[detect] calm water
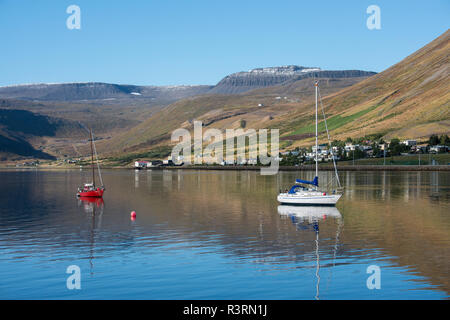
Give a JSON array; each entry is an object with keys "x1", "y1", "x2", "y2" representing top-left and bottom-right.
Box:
[{"x1": 0, "y1": 169, "x2": 449, "y2": 300}]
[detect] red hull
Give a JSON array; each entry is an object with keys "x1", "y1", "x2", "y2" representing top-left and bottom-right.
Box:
[
  {"x1": 78, "y1": 197, "x2": 104, "y2": 205},
  {"x1": 77, "y1": 188, "x2": 104, "y2": 198}
]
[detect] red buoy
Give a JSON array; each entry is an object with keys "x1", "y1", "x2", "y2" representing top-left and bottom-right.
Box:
[{"x1": 131, "y1": 211, "x2": 136, "y2": 218}]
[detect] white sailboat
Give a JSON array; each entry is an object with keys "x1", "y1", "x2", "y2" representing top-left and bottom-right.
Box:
[{"x1": 277, "y1": 81, "x2": 343, "y2": 206}]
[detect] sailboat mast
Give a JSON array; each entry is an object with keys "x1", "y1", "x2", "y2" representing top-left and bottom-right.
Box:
[
  {"x1": 315, "y1": 81, "x2": 318, "y2": 179},
  {"x1": 89, "y1": 128, "x2": 96, "y2": 186}
]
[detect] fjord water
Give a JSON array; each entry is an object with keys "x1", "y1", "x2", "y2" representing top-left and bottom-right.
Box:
[{"x1": 0, "y1": 169, "x2": 449, "y2": 300}]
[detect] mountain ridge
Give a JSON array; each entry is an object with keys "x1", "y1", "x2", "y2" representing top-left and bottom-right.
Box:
[{"x1": 99, "y1": 30, "x2": 449, "y2": 157}]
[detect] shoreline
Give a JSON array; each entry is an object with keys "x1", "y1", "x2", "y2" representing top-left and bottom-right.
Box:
[{"x1": 2, "y1": 164, "x2": 449, "y2": 172}]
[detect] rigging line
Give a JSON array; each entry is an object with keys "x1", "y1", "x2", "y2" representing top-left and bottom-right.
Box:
[
  {"x1": 317, "y1": 87, "x2": 341, "y2": 188},
  {"x1": 91, "y1": 130, "x2": 104, "y2": 187}
]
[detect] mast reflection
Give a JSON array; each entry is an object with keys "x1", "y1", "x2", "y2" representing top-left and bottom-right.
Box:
[
  {"x1": 278, "y1": 205, "x2": 342, "y2": 300},
  {"x1": 77, "y1": 197, "x2": 104, "y2": 275}
]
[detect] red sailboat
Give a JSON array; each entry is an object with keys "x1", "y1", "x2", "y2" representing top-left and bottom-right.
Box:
[{"x1": 77, "y1": 128, "x2": 105, "y2": 198}]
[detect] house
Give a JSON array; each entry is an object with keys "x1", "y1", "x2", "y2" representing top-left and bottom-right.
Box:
[
  {"x1": 361, "y1": 146, "x2": 373, "y2": 157},
  {"x1": 237, "y1": 158, "x2": 247, "y2": 165},
  {"x1": 402, "y1": 140, "x2": 417, "y2": 146},
  {"x1": 312, "y1": 145, "x2": 328, "y2": 153},
  {"x1": 220, "y1": 160, "x2": 236, "y2": 166},
  {"x1": 149, "y1": 160, "x2": 163, "y2": 167},
  {"x1": 282, "y1": 150, "x2": 300, "y2": 156},
  {"x1": 328, "y1": 154, "x2": 341, "y2": 161},
  {"x1": 134, "y1": 161, "x2": 149, "y2": 169},
  {"x1": 162, "y1": 159, "x2": 175, "y2": 166},
  {"x1": 430, "y1": 145, "x2": 448, "y2": 154},
  {"x1": 344, "y1": 143, "x2": 355, "y2": 152},
  {"x1": 414, "y1": 145, "x2": 428, "y2": 153}
]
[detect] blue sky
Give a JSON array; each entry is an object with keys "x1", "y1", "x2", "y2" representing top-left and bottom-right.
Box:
[{"x1": 0, "y1": 0, "x2": 448, "y2": 86}]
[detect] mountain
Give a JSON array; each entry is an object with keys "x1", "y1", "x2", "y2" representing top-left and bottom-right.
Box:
[
  {"x1": 100, "y1": 71, "x2": 375, "y2": 154},
  {"x1": 0, "y1": 83, "x2": 212, "y2": 160},
  {"x1": 0, "y1": 83, "x2": 213, "y2": 103},
  {"x1": 209, "y1": 66, "x2": 376, "y2": 94},
  {"x1": 0, "y1": 69, "x2": 376, "y2": 101},
  {"x1": 275, "y1": 29, "x2": 450, "y2": 146},
  {"x1": 0, "y1": 65, "x2": 376, "y2": 159},
  {"x1": 101, "y1": 30, "x2": 449, "y2": 158},
  {"x1": 0, "y1": 109, "x2": 86, "y2": 160}
]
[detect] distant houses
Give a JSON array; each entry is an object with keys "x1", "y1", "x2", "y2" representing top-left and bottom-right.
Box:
[
  {"x1": 278, "y1": 135, "x2": 449, "y2": 166},
  {"x1": 134, "y1": 159, "x2": 175, "y2": 169},
  {"x1": 131, "y1": 136, "x2": 448, "y2": 169}
]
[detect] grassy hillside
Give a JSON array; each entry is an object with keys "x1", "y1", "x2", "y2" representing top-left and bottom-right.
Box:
[
  {"x1": 0, "y1": 109, "x2": 79, "y2": 160},
  {"x1": 100, "y1": 75, "x2": 372, "y2": 155},
  {"x1": 275, "y1": 29, "x2": 450, "y2": 148},
  {"x1": 0, "y1": 97, "x2": 167, "y2": 159},
  {"x1": 101, "y1": 30, "x2": 449, "y2": 161},
  {"x1": 3, "y1": 30, "x2": 448, "y2": 162}
]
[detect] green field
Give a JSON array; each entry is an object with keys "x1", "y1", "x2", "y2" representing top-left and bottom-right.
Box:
[{"x1": 289, "y1": 104, "x2": 379, "y2": 136}]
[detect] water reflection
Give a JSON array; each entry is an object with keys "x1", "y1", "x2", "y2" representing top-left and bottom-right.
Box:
[
  {"x1": 0, "y1": 169, "x2": 448, "y2": 299},
  {"x1": 77, "y1": 197, "x2": 104, "y2": 275},
  {"x1": 278, "y1": 205, "x2": 342, "y2": 300}
]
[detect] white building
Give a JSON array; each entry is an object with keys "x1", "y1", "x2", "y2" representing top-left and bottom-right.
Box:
[
  {"x1": 134, "y1": 161, "x2": 149, "y2": 169},
  {"x1": 402, "y1": 140, "x2": 417, "y2": 146}
]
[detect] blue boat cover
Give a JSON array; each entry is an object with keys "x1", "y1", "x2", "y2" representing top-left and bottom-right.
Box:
[
  {"x1": 286, "y1": 177, "x2": 318, "y2": 194},
  {"x1": 295, "y1": 176, "x2": 319, "y2": 187},
  {"x1": 288, "y1": 185, "x2": 302, "y2": 194}
]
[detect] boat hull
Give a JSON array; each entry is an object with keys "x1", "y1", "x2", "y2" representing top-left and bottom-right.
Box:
[
  {"x1": 77, "y1": 188, "x2": 104, "y2": 198},
  {"x1": 277, "y1": 193, "x2": 342, "y2": 206}
]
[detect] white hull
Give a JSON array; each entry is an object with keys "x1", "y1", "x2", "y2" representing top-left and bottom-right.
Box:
[{"x1": 277, "y1": 192, "x2": 342, "y2": 205}]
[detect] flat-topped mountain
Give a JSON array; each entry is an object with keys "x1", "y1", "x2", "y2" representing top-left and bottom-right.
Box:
[{"x1": 209, "y1": 66, "x2": 376, "y2": 94}]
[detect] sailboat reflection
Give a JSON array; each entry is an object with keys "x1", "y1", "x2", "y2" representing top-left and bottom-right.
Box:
[
  {"x1": 77, "y1": 197, "x2": 104, "y2": 275},
  {"x1": 277, "y1": 205, "x2": 342, "y2": 300},
  {"x1": 78, "y1": 197, "x2": 104, "y2": 213}
]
